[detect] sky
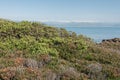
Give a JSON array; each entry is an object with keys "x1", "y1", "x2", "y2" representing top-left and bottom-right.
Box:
[{"x1": 0, "y1": 0, "x2": 120, "y2": 23}]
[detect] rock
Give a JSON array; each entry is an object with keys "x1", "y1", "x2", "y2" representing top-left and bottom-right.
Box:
[
  {"x1": 60, "y1": 67, "x2": 80, "y2": 79},
  {"x1": 38, "y1": 61, "x2": 44, "y2": 68},
  {"x1": 86, "y1": 63, "x2": 105, "y2": 80},
  {"x1": 102, "y1": 38, "x2": 120, "y2": 43},
  {"x1": 23, "y1": 59, "x2": 38, "y2": 69},
  {"x1": 44, "y1": 70, "x2": 57, "y2": 80},
  {"x1": 87, "y1": 63, "x2": 102, "y2": 73},
  {"x1": 38, "y1": 54, "x2": 52, "y2": 68},
  {"x1": 101, "y1": 38, "x2": 120, "y2": 50}
]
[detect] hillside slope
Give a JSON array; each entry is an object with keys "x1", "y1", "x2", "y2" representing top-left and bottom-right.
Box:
[{"x1": 0, "y1": 19, "x2": 120, "y2": 80}]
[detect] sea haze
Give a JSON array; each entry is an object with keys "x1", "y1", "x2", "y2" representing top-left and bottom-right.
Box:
[{"x1": 45, "y1": 22, "x2": 120, "y2": 42}]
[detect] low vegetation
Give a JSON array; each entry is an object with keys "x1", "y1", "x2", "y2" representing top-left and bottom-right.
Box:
[{"x1": 0, "y1": 18, "x2": 120, "y2": 80}]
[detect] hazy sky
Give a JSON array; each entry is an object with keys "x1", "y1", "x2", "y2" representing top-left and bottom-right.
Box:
[{"x1": 0, "y1": 0, "x2": 120, "y2": 22}]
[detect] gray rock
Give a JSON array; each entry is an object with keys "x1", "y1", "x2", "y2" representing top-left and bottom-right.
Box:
[
  {"x1": 45, "y1": 71, "x2": 57, "y2": 80},
  {"x1": 38, "y1": 61, "x2": 44, "y2": 68},
  {"x1": 87, "y1": 63, "x2": 105, "y2": 80},
  {"x1": 87, "y1": 63, "x2": 102, "y2": 73},
  {"x1": 24, "y1": 58, "x2": 38, "y2": 69}
]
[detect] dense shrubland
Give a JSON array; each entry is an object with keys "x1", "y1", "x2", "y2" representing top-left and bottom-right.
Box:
[{"x1": 0, "y1": 19, "x2": 120, "y2": 80}]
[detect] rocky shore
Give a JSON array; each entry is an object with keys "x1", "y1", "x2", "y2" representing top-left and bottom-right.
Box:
[
  {"x1": 100, "y1": 38, "x2": 120, "y2": 50},
  {"x1": 102, "y1": 38, "x2": 120, "y2": 43}
]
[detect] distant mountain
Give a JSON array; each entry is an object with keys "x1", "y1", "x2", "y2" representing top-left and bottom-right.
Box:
[{"x1": 44, "y1": 22, "x2": 120, "y2": 27}]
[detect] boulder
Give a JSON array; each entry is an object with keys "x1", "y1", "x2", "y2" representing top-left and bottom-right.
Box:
[{"x1": 23, "y1": 59, "x2": 38, "y2": 69}]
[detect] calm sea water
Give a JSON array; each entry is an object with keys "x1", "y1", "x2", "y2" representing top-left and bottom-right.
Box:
[
  {"x1": 45, "y1": 23, "x2": 120, "y2": 42},
  {"x1": 63, "y1": 27, "x2": 120, "y2": 42}
]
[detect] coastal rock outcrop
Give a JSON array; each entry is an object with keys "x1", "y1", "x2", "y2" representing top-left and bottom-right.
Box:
[
  {"x1": 102, "y1": 38, "x2": 120, "y2": 43},
  {"x1": 100, "y1": 38, "x2": 120, "y2": 51}
]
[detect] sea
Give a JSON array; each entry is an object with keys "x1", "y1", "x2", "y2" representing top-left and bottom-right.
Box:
[
  {"x1": 64, "y1": 27, "x2": 120, "y2": 42},
  {"x1": 45, "y1": 22, "x2": 120, "y2": 43}
]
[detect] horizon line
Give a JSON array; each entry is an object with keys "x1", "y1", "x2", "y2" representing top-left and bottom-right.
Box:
[{"x1": 0, "y1": 18, "x2": 120, "y2": 23}]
